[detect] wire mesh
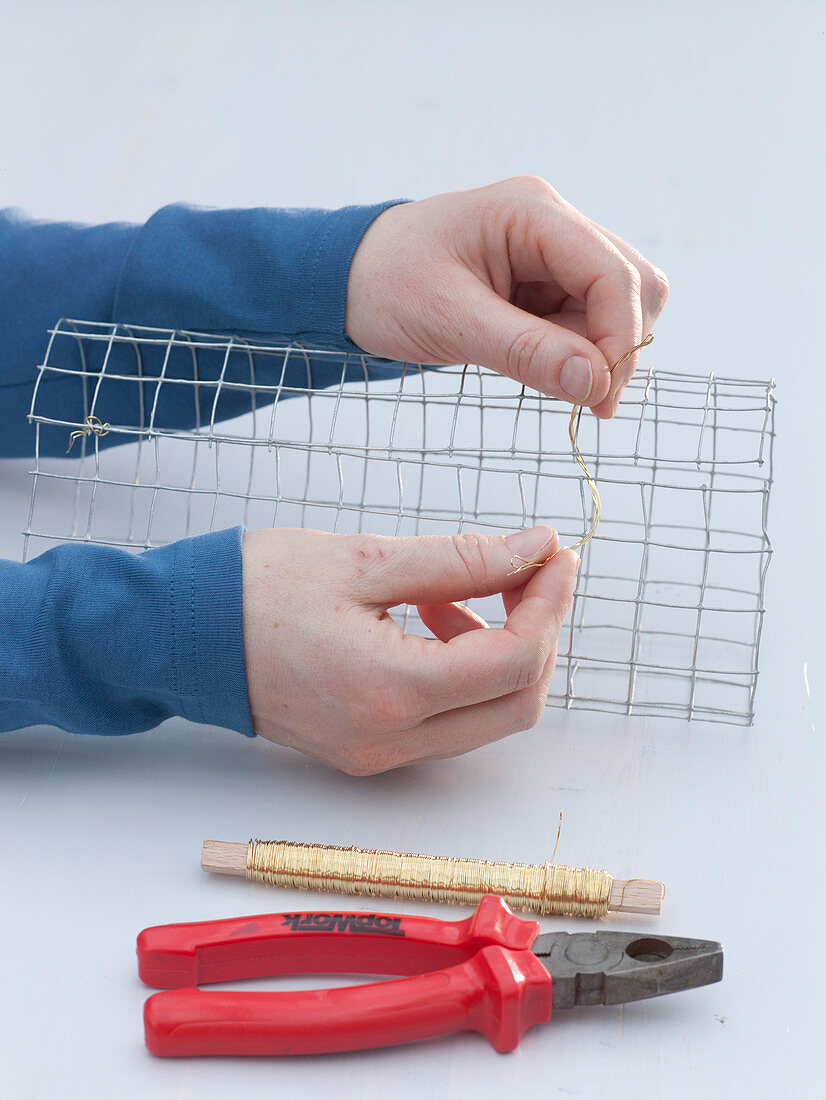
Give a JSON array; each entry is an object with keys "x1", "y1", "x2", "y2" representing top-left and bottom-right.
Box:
[{"x1": 23, "y1": 319, "x2": 776, "y2": 725}]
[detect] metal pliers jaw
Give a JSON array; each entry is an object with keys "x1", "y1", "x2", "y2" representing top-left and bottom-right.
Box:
[
  {"x1": 137, "y1": 896, "x2": 723, "y2": 1057},
  {"x1": 533, "y1": 930, "x2": 724, "y2": 1010}
]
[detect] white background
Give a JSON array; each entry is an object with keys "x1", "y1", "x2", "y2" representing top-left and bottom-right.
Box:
[{"x1": 1, "y1": 1, "x2": 824, "y2": 1096}]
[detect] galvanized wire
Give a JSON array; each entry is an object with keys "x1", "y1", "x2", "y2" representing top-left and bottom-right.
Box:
[{"x1": 23, "y1": 319, "x2": 776, "y2": 725}]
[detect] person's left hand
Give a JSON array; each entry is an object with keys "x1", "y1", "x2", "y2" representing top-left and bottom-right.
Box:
[
  {"x1": 242, "y1": 524, "x2": 577, "y2": 774},
  {"x1": 345, "y1": 176, "x2": 669, "y2": 419}
]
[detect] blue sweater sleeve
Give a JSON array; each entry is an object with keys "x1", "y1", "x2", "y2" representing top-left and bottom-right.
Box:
[
  {"x1": 0, "y1": 201, "x2": 406, "y2": 460},
  {"x1": 0, "y1": 200, "x2": 405, "y2": 736},
  {"x1": 0, "y1": 528, "x2": 251, "y2": 736}
]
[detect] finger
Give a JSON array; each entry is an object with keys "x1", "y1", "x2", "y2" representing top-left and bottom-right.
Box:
[
  {"x1": 514, "y1": 246, "x2": 663, "y2": 394},
  {"x1": 529, "y1": 304, "x2": 653, "y2": 419},
  {"x1": 447, "y1": 274, "x2": 614, "y2": 407},
  {"x1": 512, "y1": 194, "x2": 645, "y2": 399},
  {"x1": 585, "y1": 221, "x2": 668, "y2": 417},
  {"x1": 513, "y1": 270, "x2": 659, "y2": 421},
  {"x1": 588, "y1": 220, "x2": 670, "y2": 338},
  {"x1": 498, "y1": 546, "x2": 579, "y2": 647},
  {"x1": 502, "y1": 577, "x2": 529, "y2": 619},
  {"x1": 324, "y1": 638, "x2": 560, "y2": 774},
  {"x1": 352, "y1": 524, "x2": 559, "y2": 608},
  {"x1": 402, "y1": 628, "x2": 562, "y2": 764},
  {"x1": 417, "y1": 601, "x2": 489, "y2": 642},
  {"x1": 446, "y1": 209, "x2": 644, "y2": 410},
  {"x1": 405, "y1": 547, "x2": 578, "y2": 715},
  {"x1": 526, "y1": 301, "x2": 650, "y2": 419}
]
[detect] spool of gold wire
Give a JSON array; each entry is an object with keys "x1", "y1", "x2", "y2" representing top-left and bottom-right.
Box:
[{"x1": 201, "y1": 839, "x2": 664, "y2": 918}]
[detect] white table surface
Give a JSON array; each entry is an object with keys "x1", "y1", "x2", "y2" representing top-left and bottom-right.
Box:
[{"x1": 1, "y1": 2, "x2": 823, "y2": 1096}]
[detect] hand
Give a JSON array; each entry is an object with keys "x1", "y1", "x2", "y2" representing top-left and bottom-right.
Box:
[
  {"x1": 242, "y1": 525, "x2": 578, "y2": 774},
  {"x1": 346, "y1": 175, "x2": 669, "y2": 418}
]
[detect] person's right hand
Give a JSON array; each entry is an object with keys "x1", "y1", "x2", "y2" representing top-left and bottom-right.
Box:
[
  {"x1": 242, "y1": 524, "x2": 578, "y2": 774},
  {"x1": 346, "y1": 175, "x2": 669, "y2": 419}
]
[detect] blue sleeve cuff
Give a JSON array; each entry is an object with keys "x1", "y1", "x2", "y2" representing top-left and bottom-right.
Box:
[
  {"x1": 0, "y1": 527, "x2": 254, "y2": 737},
  {"x1": 171, "y1": 526, "x2": 255, "y2": 736}
]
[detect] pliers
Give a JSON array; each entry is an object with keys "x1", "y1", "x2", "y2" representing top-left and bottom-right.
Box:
[{"x1": 137, "y1": 895, "x2": 723, "y2": 1057}]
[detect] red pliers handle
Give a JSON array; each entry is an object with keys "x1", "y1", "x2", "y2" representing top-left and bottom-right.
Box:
[{"x1": 138, "y1": 895, "x2": 552, "y2": 1056}]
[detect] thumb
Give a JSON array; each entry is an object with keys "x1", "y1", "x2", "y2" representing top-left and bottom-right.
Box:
[
  {"x1": 448, "y1": 278, "x2": 613, "y2": 407},
  {"x1": 359, "y1": 525, "x2": 559, "y2": 608}
]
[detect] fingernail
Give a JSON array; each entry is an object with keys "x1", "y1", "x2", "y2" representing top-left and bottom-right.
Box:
[
  {"x1": 560, "y1": 356, "x2": 593, "y2": 402},
  {"x1": 505, "y1": 525, "x2": 556, "y2": 559}
]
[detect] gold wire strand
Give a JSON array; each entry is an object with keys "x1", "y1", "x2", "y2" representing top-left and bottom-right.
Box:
[
  {"x1": 507, "y1": 333, "x2": 654, "y2": 575},
  {"x1": 508, "y1": 534, "x2": 557, "y2": 575},
  {"x1": 246, "y1": 839, "x2": 614, "y2": 919},
  {"x1": 565, "y1": 333, "x2": 654, "y2": 553},
  {"x1": 549, "y1": 811, "x2": 563, "y2": 865},
  {"x1": 65, "y1": 415, "x2": 110, "y2": 453}
]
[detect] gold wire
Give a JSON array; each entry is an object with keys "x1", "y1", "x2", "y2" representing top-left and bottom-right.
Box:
[
  {"x1": 246, "y1": 839, "x2": 613, "y2": 919},
  {"x1": 549, "y1": 810, "x2": 563, "y2": 865},
  {"x1": 508, "y1": 534, "x2": 558, "y2": 575},
  {"x1": 65, "y1": 415, "x2": 110, "y2": 453},
  {"x1": 508, "y1": 333, "x2": 654, "y2": 575},
  {"x1": 617, "y1": 876, "x2": 666, "y2": 910}
]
